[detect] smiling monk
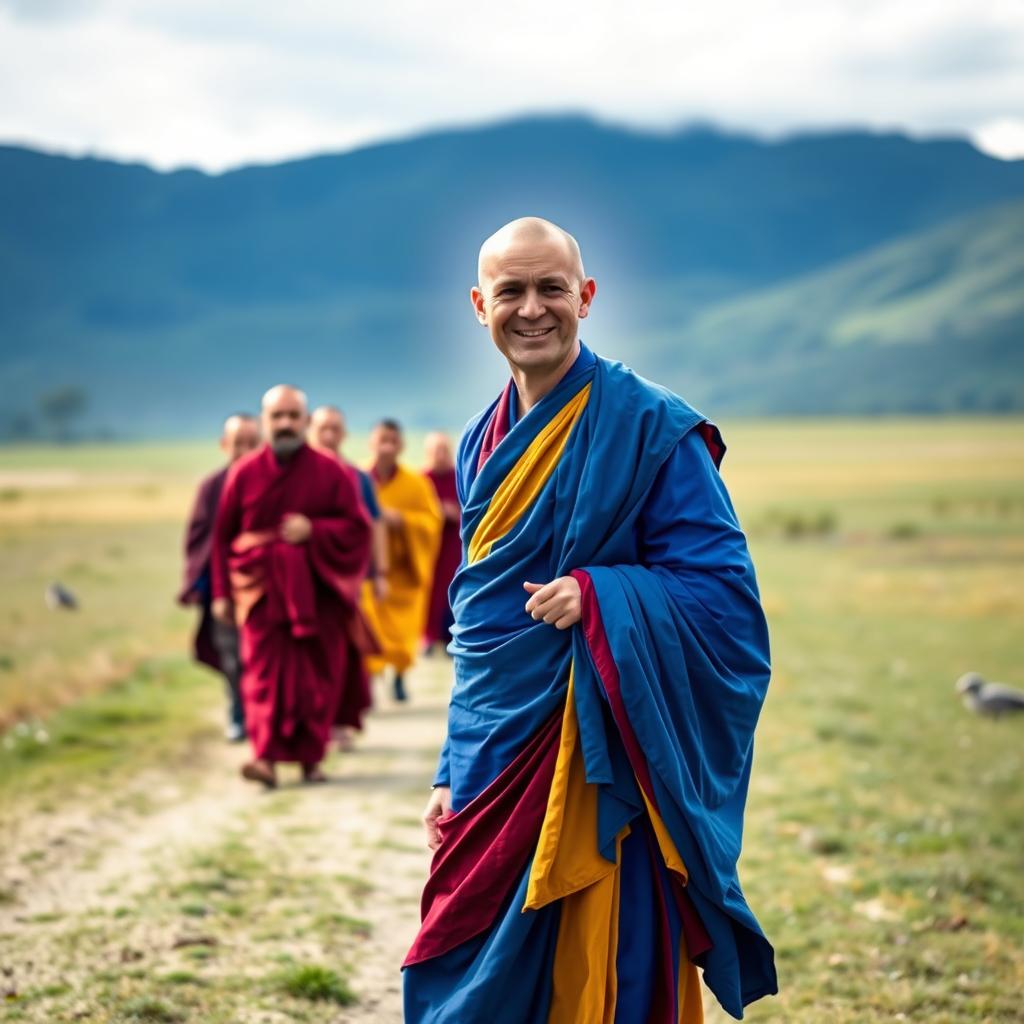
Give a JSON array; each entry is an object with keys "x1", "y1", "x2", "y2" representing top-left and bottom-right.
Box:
[
  {"x1": 403, "y1": 219, "x2": 778, "y2": 1022},
  {"x1": 211, "y1": 385, "x2": 372, "y2": 788}
]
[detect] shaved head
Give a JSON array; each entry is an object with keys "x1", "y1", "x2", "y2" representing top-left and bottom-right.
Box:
[
  {"x1": 308, "y1": 404, "x2": 346, "y2": 456},
  {"x1": 471, "y1": 217, "x2": 596, "y2": 401},
  {"x1": 261, "y1": 384, "x2": 309, "y2": 459},
  {"x1": 423, "y1": 431, "x2": 455, "y2": 472},
  {"x1": 220, "y1": 413, "x2": 260, "y2": 463},
  {"x1": 261, "y1": 384, "x2": 308, "y2": 413},
  {"x1": 477, "y1": 217, "x2": 585, "y2": 287}
]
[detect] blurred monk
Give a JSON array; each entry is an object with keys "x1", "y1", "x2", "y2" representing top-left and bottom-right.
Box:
[
  {"x1": 178, "y1": 413, "x2": 260, "y2": 742},
  {"x1": 212, "y1": 385, "x2": 372, "y2": 788},
  {"x1": 308, "y1": 405, "x2": 389, "y2": 599},
  {"x1": 307, "y1": 404, "x2": 386, "y2": 746},
  {"x1": 423, "y1": 432, "x2": 461, "y2": 653},
  {"x1": 362, "y1": 419, "x2": 443, "y2": 702}
]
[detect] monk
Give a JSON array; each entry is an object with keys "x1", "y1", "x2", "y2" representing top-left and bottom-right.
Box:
[
  {"x1": 308, "y1": 405, "x2": 390, "y2": 597},
  {"x1": 405, "y1": 219, "x2": 777, "y2": 1023},
  {"x1": 211, "y1": 385, "x2": 372, "y2": 788},
  {"x1": 178, "y1": 413, "x2": 260, "y2": 741},
  {"x1": 422, "y1": 432, "x2": 461, "y2": 653},
  {"x1": 361, "y1": 419, "x2": 442, "y2": 702},
  {"x1": 307, "y1": 404, "x2": 386, "y2": 745}
]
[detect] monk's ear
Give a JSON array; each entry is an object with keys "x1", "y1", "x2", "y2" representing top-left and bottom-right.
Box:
[
  {"x1": 470, "y1": 286, "x2": 488, "y2": 325},
  {"x1": 578, "y1": 278, "x2": 597, "y2": 320}
]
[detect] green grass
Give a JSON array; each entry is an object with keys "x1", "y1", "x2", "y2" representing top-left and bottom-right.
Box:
[
  {"x1": 0, "y1": 655, "x2": 220, "y2": 808},
  {"x1": 273, "y1": 964, "x2": 357, "y2": 1005},
  {"x1": 1, "y1": 423, "x2": 1023, "y2": 1022}
]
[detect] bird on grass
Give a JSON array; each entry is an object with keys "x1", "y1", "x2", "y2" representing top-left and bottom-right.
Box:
[
  {"x1": 44, "y1": 582, "x2": 78, "y2": 610},
  {"x1": 956, "y1": 672, "x2": 1024, "y2": 719}
]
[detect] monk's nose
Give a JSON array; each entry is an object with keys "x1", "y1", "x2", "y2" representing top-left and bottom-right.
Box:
[{"x1": 518, "y1": 290, "x2": 545, "y2": 319}]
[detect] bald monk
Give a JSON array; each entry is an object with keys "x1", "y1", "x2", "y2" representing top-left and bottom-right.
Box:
[
  {"x1": 179, "y1": 414, "x2": 261, "y2": 741},
  {"x1": 307, "y1": 404, "x2": 386, "y2": 744},
  {"x1": 361, "y1": 419, "x2": 443, "y2": 702},
  {"x1": 211, "y1": 386, "x2": 372, "y2": 788},
  {"x1": 404, "y1": 219, "x2": 777, "y2": 1022},
  {"x1": 422, "y1": 432, "x2": 461, "y2": 653},
  {"x1": 308, "y1": 405, "x2": 390, "y2": 600}
]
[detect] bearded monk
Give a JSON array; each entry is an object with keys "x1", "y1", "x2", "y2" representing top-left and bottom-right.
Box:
[
  {"x1": 361, "y1": 419, "x2": 442, "y2": 702},
  {"x1": 211, "y1": 385, "x2": 372, "y2": 788},
  {"x1": 404, "y1": 219, "x2": 777, "y2": 1023},
  {"x1": 178, "y1": 413, "x2": 260, "y2": 741}
]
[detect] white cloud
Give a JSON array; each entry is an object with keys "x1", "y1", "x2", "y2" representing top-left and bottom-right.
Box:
[
  {"x1": 0, "y1": 0, "x2": 1021, "y2": 170},
  {"x1": 974, "y1": 117, "x2": 1024, "y2": 159}
]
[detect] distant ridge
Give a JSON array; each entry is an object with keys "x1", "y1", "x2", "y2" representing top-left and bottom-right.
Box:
[{"x1": 1, "y1": 115, "x2": 1022, "y2": 437}]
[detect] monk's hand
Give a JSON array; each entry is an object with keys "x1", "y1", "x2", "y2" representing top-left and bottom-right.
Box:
[
  {"x1": 211, "y1": 597, "x2": 233, "y2": 625},
  {"x1": 423, "y1": 786, "x2": 452, "y2": 851},
  {"x1": 381, "y1": 507, "x2": 403, "y2": 529},
  {"x1": 523, "y1": 577, "x2": 582, "y2": 630},
  {"x1": 372, "y1": 574, "x2": 389, "y2": 601},
  {"x1": 280, "y1": 513, "x2": 312, "y2": 544}
]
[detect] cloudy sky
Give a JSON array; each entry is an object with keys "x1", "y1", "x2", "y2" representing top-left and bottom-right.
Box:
[{"x1": 1, "y1": 0, "x2": 1022, "y2": 171}]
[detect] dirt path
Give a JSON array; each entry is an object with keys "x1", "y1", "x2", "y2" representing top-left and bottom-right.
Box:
[{"x1": 0, "y1": 660, "x2": 450, "y2": 1023}]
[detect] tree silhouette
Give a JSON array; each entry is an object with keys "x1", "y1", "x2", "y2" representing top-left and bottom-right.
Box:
[{"x1": 38, "y1": 386, "x2": 88, "y2": 442}]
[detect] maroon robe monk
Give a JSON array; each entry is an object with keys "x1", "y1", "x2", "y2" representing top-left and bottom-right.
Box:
[
  {"x1": 179, "y1": 465, "x2": 229, "y2": 671},
  {"x1": 212, "y1": 388, "x2": 372, "y2": 785},
  {"x1": 179, "y1": 414, "x2": 260, "y2": 740},
  {"x1": 307, "y1": 404, "x2": 382, "y2": 739},
  {"x1": 423, "y1": 432, "x2": 461, "y2": 650}
]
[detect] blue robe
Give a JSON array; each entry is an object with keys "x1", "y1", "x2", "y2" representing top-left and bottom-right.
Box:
[{"x1": 409, "y1": 344, "x2": 776, "y2": 1021}]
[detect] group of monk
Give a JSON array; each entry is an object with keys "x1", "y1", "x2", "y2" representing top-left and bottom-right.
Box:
[
  {"x1": 179, "y1": 215, "x2": 779, "y2": 1022},
  {"x1": 178, "y1": 395, "x2": 461, "y2": 788}
]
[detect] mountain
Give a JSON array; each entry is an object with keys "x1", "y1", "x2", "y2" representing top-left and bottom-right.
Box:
[
  {"x1": 1, "y1": 115, "x2": 1022, "y2": 437},
  {"x1": 646, "y1": 198, "x2": 1024, "y2": 414}
]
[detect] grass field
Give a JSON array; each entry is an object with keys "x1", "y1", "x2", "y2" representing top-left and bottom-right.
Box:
[{"x1": 1, "y1": 418, "x2": 1023, "y2": 1022}]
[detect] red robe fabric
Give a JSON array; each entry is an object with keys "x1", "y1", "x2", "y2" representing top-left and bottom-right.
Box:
[
  {"x1": 424, "y1": 467, "x2": 461, "y2": 646},
  {"x1": 178, "y1": 464, "x2": 229, "y2": 672},
  {"x1": 211, "y1": 443, "x2": 372, "y2": 764},
  {"x1": 334, "y1": 461, "x2": 378, "y2": 730}
]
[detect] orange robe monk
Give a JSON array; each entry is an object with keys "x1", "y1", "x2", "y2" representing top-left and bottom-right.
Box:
[
  {"x1": 362, "y1": 464, "x2": 443, "y2": 686},
  {"x1": 212, "y1": 442, "x2": 372, "y2": 772}
]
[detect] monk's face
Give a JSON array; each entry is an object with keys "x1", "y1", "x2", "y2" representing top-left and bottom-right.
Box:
[
  {"x1": 472, "y1": 234, "x2": 596, "y2": 377},
  {"x1": 220, "y1": 418, "x2": 260, "y2": 463},
  {"x1": 262, "y1": 391, "x2": 309, "y2": 457},
  {"x1": 424, "y1": 433, "x2": 454, "y2": 472},
  {"x1": 309, "y1": 409, "x2": 344, "y2": 456},
  {"x1": 370, "y1": 426, "x2": 403, "y2": 466}
]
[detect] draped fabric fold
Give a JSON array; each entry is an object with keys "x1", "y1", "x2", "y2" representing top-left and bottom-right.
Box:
[
  {"x1": 362, "y1": 465, "x2": 443, "y2": 674},
  {"x1": 405, "y1": 345, "x2": 776, "y2": 1022},
  {"x1": 211, "y1": 443, "x2": 372, "y2": 763}
]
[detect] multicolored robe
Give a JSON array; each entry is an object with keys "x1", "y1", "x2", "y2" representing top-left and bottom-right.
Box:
[{"x1": 404, "y1": 345, "x2": 777, "y2": 1022}]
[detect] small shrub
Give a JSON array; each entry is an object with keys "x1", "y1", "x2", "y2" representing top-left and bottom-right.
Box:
[
  {"x1": 119, "y1": 996, "x2": 185, "y2": 1022},
  {"x1": 274, "y1": 964, "x2": 356, "y2": 1006},
  {"x1": 888, "y1": 521, "x2": 921, "y2": 541}
]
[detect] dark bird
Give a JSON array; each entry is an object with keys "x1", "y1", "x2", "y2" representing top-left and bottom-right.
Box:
[
  {"x1": 44, "y1": 582, "x2": 78, "y2": 611},
  {"x1": 956, "y1": 672, "x2": 1024, "y2": 718}
]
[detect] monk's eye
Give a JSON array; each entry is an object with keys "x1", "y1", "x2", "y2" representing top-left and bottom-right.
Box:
[{"x1": 542, "y1": 285, "x2": 563, "y2": 294}]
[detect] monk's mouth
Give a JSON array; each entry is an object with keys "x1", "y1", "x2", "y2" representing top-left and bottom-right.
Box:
[{"x1": 512, "y1": 327, "x2": 556, "y2": 339}]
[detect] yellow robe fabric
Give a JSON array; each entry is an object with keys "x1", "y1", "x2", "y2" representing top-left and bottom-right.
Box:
[{"x1": 362, "y1": 464, "x2": 443, "y2": 673}]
